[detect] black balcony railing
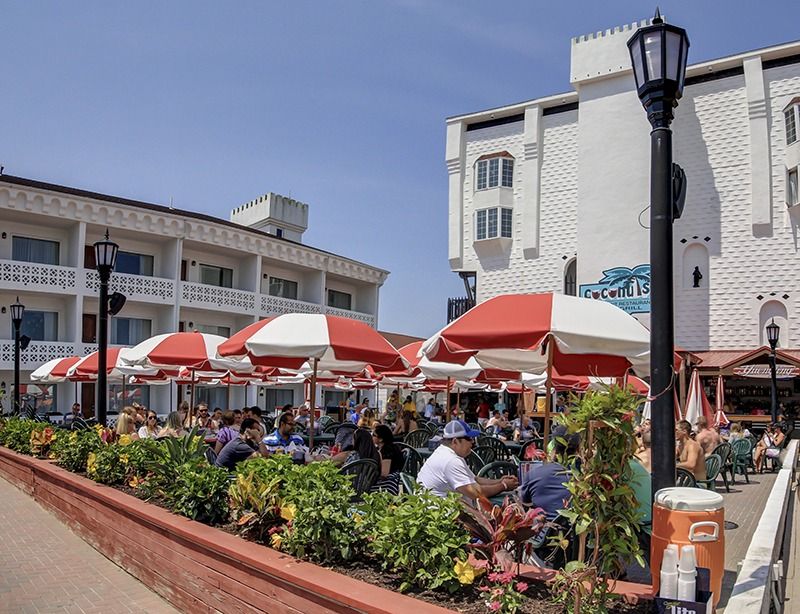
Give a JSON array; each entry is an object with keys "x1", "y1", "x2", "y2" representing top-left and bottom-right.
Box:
[{"x1": 447, "y1": 296, "x2": 475, "y2": 323}]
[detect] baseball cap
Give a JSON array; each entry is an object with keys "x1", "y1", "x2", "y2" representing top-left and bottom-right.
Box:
[{"x1": 443, "y1": 419, "x2": 480, "y2": 440}]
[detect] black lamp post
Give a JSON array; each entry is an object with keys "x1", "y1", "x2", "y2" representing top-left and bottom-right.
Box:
[
  {"x1": 10, "y1": 297, "x2": 25, "y2": 415},
  {"x1": 94, "y1": 230, "x2": 119, "y2": 426},
  {"x1": 628, "y1": 10, "x2": 690, "y2": 498},
  {"x1": 766, "y1": 318, "x2": 780, "y2": 423}
]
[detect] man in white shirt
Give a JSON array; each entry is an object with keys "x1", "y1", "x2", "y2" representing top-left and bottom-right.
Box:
[{"x1": 417, "y1": 420, "x2": 518, "y2": 503}]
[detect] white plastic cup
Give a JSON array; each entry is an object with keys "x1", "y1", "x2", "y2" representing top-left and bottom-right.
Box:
[
  {"x1": 662, "y1": 544, "x2": 679, "y2": 570},
  {"x1": 679, "y1": 545, "x2": 697, "y2": 574}
]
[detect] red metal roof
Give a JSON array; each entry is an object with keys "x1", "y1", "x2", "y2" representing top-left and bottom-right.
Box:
[{"x1": 693, "y1": 347, "x2": 800, "y2": 370}]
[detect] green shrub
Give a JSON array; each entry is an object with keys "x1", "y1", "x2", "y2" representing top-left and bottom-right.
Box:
[
  {"x1": 0, "y1": 417, "x2": 38, "y2": 454},
  {"x1": 362, "y1": 490, "x2": 472, "y2": 593},
  {"x1": 87, "y1": 444, "x2": 127, "y2": 485},
  {"x1": 229, "y1": 460, "x2": 284, "y2": 542},
  {"x1": 52, "y1": 429, "x2": 102, "y2": 472},
  {"x1": 277, "y1": 461, "x2": 361, "y2": 562},
  {"x1": 166, "y1": 462, "x2": 230, "y2": 525},
  {"x1": 144, "y1": 428, "x2": 207, "y2": 490}
]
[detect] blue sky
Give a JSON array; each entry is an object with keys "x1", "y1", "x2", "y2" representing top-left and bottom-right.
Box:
[{"x1": 1, "y1": 1, "x2": 797, "y2": 338}]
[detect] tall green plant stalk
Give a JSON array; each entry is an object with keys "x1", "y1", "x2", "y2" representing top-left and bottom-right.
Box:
[{"x1": 551, "y1": 385, "x2": 646, "y2": 614}]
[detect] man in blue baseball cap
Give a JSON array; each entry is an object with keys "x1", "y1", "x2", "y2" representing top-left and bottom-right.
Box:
[{"x1": 417, "y1": 419, "x2": 518, "y2": 503}]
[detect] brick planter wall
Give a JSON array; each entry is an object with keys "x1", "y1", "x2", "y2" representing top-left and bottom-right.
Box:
[{"x1": 0, "y1": 448, "x2": 453, "y2": 614}]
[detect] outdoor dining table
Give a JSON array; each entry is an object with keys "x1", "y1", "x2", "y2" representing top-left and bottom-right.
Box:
[
  {"x1": 300, "y1": 432, "x2": 336, "y2": 446},
  {"x1": 414, "y1": 447, "x2": 434, "y2": 460}
]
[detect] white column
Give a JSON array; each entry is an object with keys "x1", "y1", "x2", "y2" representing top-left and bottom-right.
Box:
[
  {"x1": 521, "y1": 105, "x2": 543, "y2": 259},
  {"x1": 743, "y1": 56, "x2": 773, "y2": 232},
  {"x1": 446, "y1": 120, "x2": 466, "y2": 270}
]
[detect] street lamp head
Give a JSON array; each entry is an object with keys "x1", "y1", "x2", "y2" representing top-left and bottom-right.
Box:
[
  {"x1": 94, "y1": 229, "x2": 119, "y2": 276},
  {"x1": 627, "y1": 8, "x2": 690, "y2": 126},
  {"x1": 10, "y1": 297, "x2": 25, "y2": 327},
  {"x1": 766, "y1": 318, "x2": 780, "y2": 350}
]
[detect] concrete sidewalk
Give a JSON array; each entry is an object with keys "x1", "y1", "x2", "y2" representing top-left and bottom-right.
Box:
[{"x1": 0, "y1": 477, "x2": 179, "y2": 614}]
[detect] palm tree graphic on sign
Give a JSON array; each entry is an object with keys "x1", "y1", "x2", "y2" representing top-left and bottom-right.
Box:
[{"x1": 597, "y1": 265, "x2": 650, "y2": 298}]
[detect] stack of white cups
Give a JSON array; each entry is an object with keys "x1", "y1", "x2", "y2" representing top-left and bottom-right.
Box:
[
  {"x1": 677, "y1": 545, "x2": 698, "y2": 601},
  {"x1": 659, "y1": 544, "x2": 679, "y2": 599}
]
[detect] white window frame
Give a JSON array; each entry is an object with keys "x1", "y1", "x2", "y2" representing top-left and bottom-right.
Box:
[
  {"x1": 475, "y1": 207, "x2": 513, "y2": 241},
  {"x1": 786, "y1": 105, "x2": 799, "y2": 146},
  {"x1": 475, "y1": 156, "x2": 514, "y2": 191},
  {"x1": 788, "y1": 166, "x2": 799, "y2": 207}
]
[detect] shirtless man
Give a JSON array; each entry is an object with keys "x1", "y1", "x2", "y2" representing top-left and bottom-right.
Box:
[
  {"x1": 676, "y1": 420, "x2": 706, "y2": 480},
  {"x1": 695, "y1": 416, "x2": 721, "y2": 456},
  {"x1": 636, "y1": 429, "x2": 652, "y2": 473}
]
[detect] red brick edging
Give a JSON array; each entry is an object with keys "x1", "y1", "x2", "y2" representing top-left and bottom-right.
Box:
[{"x1": 0, "y1": 447, "x2": 454, "y2": 614}]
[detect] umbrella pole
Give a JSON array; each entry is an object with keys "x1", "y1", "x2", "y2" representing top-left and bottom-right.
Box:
[
  {"x1": 456, "y1": 388, "x2": 461, "y2": 420},
  {"x1": 446, "y1": 377, "x2": 452, "y2": 421},
  {"x1": 544, "y1": 339, "x2": 554, "y2": 461},
  {"x1": 170, "y1": 382, "x2": 174, "y2": 411},
  {"x1": 226, "y1": 382, "x2": 231, "y2": 410},
  {"x1": 309, "y1": 358, "x2": 318, "y2": 450},
  {"x1": 122, "y1": 378, "x2": 126, "y2": 411},
  {"x1": 189, "y1": 370, "x2": 196, "y2": 426}
]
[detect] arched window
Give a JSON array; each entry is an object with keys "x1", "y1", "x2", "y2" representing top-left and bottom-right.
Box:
[
  {"x1": 564, "y1": 259, "x2": 577, "y2": 296},
  {"x1": 759, "y1": 301, "x2": 788, "y2": 347}
]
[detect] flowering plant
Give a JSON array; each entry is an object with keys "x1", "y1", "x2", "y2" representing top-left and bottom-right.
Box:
[
  {"x1": 479, "y1": 568, "x2": 528, "y2": 613},
  {"x1": 523, "y1": 442, "x2": 546, "y2": 461},
  {"x1": 30, "y1": 426, "x2": 56, "y2": 456}
]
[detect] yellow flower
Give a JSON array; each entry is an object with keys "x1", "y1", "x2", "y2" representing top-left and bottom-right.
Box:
[
  {"x1": 70, "y1": 432, "x2": 78, "y2": 443},
  {"x1": 270, "y1": 533, "x2": 283, "y2": 550},
  {"x1": 118, "y1": 434, "x2": 132, "y2": 447},
  {"x1": 353, "y1": 514, "x2": 363, "y2": 525},
  {"x1": 119, "y1": 454, "x2": 129, "y2": 465},
  {"x1": 86, "y1": 452, "x2": 97, "y2": 476},
  {"x1": 129, "y1": 476, "x2": 141, "y2": 489},
  {"x1": 454, "y1": 559, "x2": 479, "y2": 585},
  {"x1": 280, "y1": 504, "x2": 296, "y2": 522}
]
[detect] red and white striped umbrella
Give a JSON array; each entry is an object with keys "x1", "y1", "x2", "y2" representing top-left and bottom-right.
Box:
[
  {"x1": 683, "y1": 369, "x2": 714, "y2": 428},
  {"x1": 218, "y1": 314, "x2": 407, "y2": 373},
  {"x1": 714, "y1": 375, "x2": 730, "y2": 427},
  {"x1": 67, "y1": 347, "x2": 158, "y2": 382},
  {"x1": 30, "y1": 356, "x2": 83, "y2": 384},
  {"x1": 123, "y1": 331, "x2": 247, "y2": 372}
]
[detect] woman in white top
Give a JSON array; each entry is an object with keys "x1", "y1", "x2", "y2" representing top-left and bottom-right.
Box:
[{"x1": 137, "y1": 411, "x2": 160, "y2": 439}]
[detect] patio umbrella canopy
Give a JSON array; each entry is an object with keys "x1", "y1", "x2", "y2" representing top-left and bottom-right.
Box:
[
  {"x1": 30, "y1": 356, "x2": 82, "y2": 384},
  {"x1": 684, "y1": 369, "x2": 714, "y2": 428},
  {"x1": 217, "y1": 313, "x2": 408, "y2": 447}
]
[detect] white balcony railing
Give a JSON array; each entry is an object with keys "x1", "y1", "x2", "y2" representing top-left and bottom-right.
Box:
[
  {"x1": 0, "y1": 259, "x2": 77, "y2": 293},
  {"x1": 180, "y1": 281, "x2": 256, "y2": 313},
  {"x1": 260, "y1": 294, "x2": 323, "y2": 316},
  {"x1": 84, "y1": 270, "x2": 175, "y2": 304},
  {"x1": 0, "y1": 340, "x2": 78, "y2": 370},
  {"x1": 324, "y1": 306, "x2": 376, "y2": 328}
]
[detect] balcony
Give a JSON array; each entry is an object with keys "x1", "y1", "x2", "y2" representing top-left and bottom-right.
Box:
[
  {"x1": 0, "y1": 259, "x2": 77, "y2": 294},
  {"x1": 180, "y1": 281, "x2": 256, "y2": 313},
  {"x1": 0, "y1": 340, "x2": 78, "y2": 370},
  {"x1": 84, "y1": 270, "x2": 175, "y2": 304},
  {"x1": 447, "y1": 296, "x2": 475, "y2": 323},
  {"x1": 260, "y1": 294, "x2": 323, "y2": 317},
  {"x1": 324, "y1": 306, "x2": 376, "y2": 328}
]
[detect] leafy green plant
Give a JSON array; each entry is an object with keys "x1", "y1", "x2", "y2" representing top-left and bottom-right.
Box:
[
  {"x1": 166, "y1": 462, "x2": 230, "y2": 525},
  {"x1": 143, "y1": 427, "x2": 207, "y2": 489},
  {"x1": 51, "y1": 429, "x2": 102, "y2": 472},
  {"x1": 277, "y1": 461, "x2": 361, "y2": 562},
  {"x1": 362, "y1": 489, "x2": 472, "y2": 593},
  {"x1": 0, "y1": 417, "x2": 38, "y2": 454},
  {"x1": 30, "y1": 425, "x2": 58, "y2": 457},
  {"x1": 87, "y1": 444, "x2": 127, "y2": 485},
  {"x1": 229, "y1": 461, "x2": 284, "y2": 542},
  {"x1": 550, "y1": 385, "x2": 645, "y2": 614}
]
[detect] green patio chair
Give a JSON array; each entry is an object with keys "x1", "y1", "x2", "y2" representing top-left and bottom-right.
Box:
[
  {"x1": 676, "y1": 468, "x2": 696, "y2": 487},
  {"x1": 709, "y1": 442, "x2": 731, "y2": 492},
  {"x1": 404, "y1": 429, "x2": 431, "y2": 449},
  {"x1": 465, "y1": 451, "x2": 485, "y2": 475},
  {"x1": 399, "y1": 472, "x2": 417, "y2": 495},
  {"x1": 472, "y1": 445, "x2": 496, "y2": 465},
  {"x1": 730, "y1": 437, "x2": 752, "y2": 484},
  {"x1": 477, "y1": 435, "x2": 513, "y2": 461},
  {"x1": 696, "y1": 454, "x2": 721, "y2": 491},
  {"x1": 477, "y1": 461, "x2": 518, "y2": 480}
]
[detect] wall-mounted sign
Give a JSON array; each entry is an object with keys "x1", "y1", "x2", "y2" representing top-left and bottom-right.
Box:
[
  {"x1": 579, "y1": 264, "x2": 651, "y2": 314},
  {"x1": 732, "y1": 364, "x2": 800, "y2": 379}
]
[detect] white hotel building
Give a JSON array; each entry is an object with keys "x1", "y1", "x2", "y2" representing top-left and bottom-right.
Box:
[
  {"x1": 0, "y1": 175, "x2": 388, "y2": 414},
  {"x1": 445, "y1": 19, "x2": 800, "y2": 384}
]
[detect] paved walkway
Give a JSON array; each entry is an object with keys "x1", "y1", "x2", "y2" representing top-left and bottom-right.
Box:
[{"x1": 0, "y1": 477, "x2": 179, "y2": 614}]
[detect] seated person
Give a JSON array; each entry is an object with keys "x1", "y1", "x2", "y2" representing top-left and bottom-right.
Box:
[
  {"x1": 513, "y1": 414, "x2": 539, "y2": 442},
  {"x1": 754, "y1": 423, "x2": 785, "y2": 472},
  {"x1": 417, "y1": 420, "x2": 518, "y2": 504},
  {"x1": 259, "y1": 412, "x2": 306, "y2": 456},
  {"x1": 520, "y1": 426, "x2": 579, "y2": 521},
  {"x1": 676, "y1": 420, "x2": 706, "y2": 480},
  {"x1": 65, "y1": 403, "x2": 83, "y2": 424},
  {"x1": 635, "y1": 429, "x2": 652, "y2": 473},
  {"x1": 331, "y1": 428, "x2": 381, "y2": 467},
  {"x1": 695, "y1": 416, "x2": 721, "y2": 456},
  {"x1": 214, "y1": 410, "x2": 239, "y2": 455},
  {"x1": 486, "y1": 411, "x2": 509, "y2": 436},
  {"x1": 215, "y1": 418, "x2": 262, "y2": 471}
]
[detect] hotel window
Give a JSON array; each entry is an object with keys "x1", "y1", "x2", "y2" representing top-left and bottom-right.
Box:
[
  {"x1": 110, "y1": 318, "x2": 152, "y2": 345},
  {"x1": 789, "y1": 168, "x2": 799, "y2": 206},
  {"x1": 475, "y1": 207, "x2": 513, "y2": 240},
  {"x1": 327, "y1": 289, "x2": 352, "y2": 310},
  {"x1": 115, "y1": 251, "x2": 154, "y2": 276},
  {"x1": 786, "y1": 105, "x2": 798, "y2": 145},
  {"x1": 16, "y1": 311, "x2": 58, "y2": 341},
  {"x1": 564, "y1": 259, "x2": 577, "y2": 296},
  {"x1": 268, "y1": 276, "x2": 298, "y2": 300},
  {"x1": 12, "y1": 236, "x2": 60, "y2": 265},
  {"x1": 194, "y1": 323, "x2": 231, "y2": 337},
  {"x1": 199, "y1": 264, "x2": 233, "y2": 288},
  {"x1": 476, "y1": 156, "x2": 514, "y2": 190}
]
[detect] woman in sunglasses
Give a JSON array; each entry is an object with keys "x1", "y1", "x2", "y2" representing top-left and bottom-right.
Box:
[{"x1": 137, "y1": 411, "x2": 160, "y2": 439}]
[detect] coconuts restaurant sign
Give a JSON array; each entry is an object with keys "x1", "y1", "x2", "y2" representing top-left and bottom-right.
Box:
[{"x1": 579, "y1": 265, "x2": 651, "y2": 315}]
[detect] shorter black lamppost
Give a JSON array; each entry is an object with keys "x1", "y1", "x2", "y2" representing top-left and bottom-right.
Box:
[
  {"x1": 94, "y1": 231, "x2": 119, "y2": 426},
  {"x1": 10, "y1": 297, "x2": 25, "y2": 415},
  {"x1": 767, "y1": 318, "x2": 780, "y2": 423}
]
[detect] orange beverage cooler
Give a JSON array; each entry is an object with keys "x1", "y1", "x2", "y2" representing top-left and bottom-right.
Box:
[{"x1": 651, "y1": 488, "x2": 725, "y2": 607}]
